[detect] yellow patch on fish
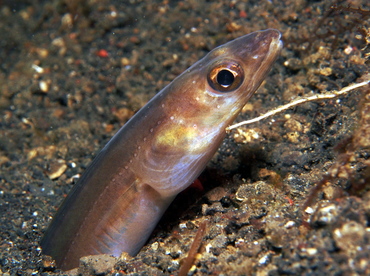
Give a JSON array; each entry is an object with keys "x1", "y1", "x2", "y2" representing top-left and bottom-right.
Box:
[{"x1": 155, "y1": 123, "x2": 198, "y2": 149}]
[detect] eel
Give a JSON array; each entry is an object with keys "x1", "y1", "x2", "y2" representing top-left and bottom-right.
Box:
[{"x1": 41, "y1": 29, "x2": 283, "y2": 270}]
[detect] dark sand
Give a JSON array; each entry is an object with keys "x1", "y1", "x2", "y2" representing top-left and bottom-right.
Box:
[{"x1": 1, "y1": 0, "x2": 370, "y2": 275}]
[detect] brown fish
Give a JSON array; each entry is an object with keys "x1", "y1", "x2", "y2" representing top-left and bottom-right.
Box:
[{"x1": 41, "y1": 29, "x2": 283, "y2": 270}]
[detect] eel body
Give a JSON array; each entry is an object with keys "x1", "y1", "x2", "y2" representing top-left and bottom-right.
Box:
[{"x1": 41, "y1": 29, "x2": 282, "y2": 270}]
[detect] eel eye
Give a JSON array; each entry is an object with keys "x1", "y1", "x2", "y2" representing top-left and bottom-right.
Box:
[{"x1": 207, "y1": 61, "x2": 244, "y2": 92}]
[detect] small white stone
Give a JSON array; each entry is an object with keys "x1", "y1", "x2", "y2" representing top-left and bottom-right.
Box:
[
  {"x1": 39, "y1": 80, "x2": 49, "y2": 92},
  {"x1": 305, "y1": 206, "x2": 314, "y2": 214},
  {"x1": 179, "y1": 223, "x2": 187, "y2": 229},
  {"x1": 306, "y1": 248, "x2": 317, "y2": 255},
  {"x1": 284, "y1": 221, "x2": 295, "y2": 228}
]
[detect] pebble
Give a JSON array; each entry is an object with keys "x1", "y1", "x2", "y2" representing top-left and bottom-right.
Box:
[{"x1": 79, "y1": 254, "x2": 117, "y2": 275}]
